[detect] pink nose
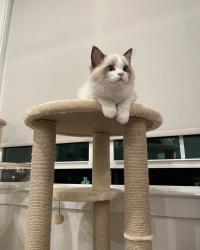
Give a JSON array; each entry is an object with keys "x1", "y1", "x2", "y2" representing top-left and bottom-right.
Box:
[{"x1": 118, "y1": 72, "x2": 124, "y2": 77}]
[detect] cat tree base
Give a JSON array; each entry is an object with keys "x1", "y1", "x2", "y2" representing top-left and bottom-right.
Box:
[{"x1": 24, "y1": 99, "x2": 162, "y2": 250}]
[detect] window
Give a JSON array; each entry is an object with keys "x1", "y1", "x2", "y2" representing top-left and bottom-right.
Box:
[
  {"x1": 1, "y1": 135, "x2": 200, "y2": 186},
  {"x1": 56, "y1": 142, "x2": 89, "y2": 162},
  {"x1": 2, "y1": 146, "x2": 32, "y2": 163},
  {"x1": 149, "y1": 168, "x2": 200, "y2": 186},
  {"x1": 54, "y1": 169, "x2": 92, "y2": 184},
  {"x1": 147, "y1": 137, "x2": 181, "y2": 159},
  {"x1": 114, "y1": 136, "x2": 181, "y2": 160},
  {"x1": 114, "y1": 140, "x2": 123, "y2": 160},
  {"x1": 2, "y1": 142, "x2": 89, "y2": 163},
  {"x1": 184, "y1": 135, "x2": 200, "y2": 158},
  {"x1": 0, "y1": 169, "x2": 30, "y2": 182},
  {"x1": 54, "y1": 168, "x2": 200, "y2": 186}
]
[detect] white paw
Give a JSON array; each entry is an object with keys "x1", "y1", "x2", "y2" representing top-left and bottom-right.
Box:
[
  {"x1": 102, "y1": 107, "x2": 117, "y2": 119},
  {"x1": 117, "y1": 112, "x2": 130, "y2": 124}
]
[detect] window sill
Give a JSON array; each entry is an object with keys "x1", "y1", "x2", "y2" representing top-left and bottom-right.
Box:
[
  {"x1": 54, "y1": 159, "x2": 200, "y2": 169},
  {"x1": 52, "y1": 184, "x2": 200, "y2": 198}
]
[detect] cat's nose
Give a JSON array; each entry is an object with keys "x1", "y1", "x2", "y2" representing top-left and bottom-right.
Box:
[{"x1": 118, "y1": 72, "x2": 124, "y2": 77}]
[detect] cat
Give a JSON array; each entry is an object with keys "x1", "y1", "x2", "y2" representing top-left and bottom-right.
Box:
[{"x1": 78, "y1": 46, "x2": 137, "y2": 124}]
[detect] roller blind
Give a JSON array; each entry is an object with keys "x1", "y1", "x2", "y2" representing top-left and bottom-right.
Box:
[
  {"x1": 0, "y1": 0, "x2": 13, "y2": 101},
  {"x1": 0, "y1": 0, "x2": 200, "y2": 146}
]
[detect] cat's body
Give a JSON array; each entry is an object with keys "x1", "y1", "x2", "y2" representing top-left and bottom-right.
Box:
[{"x1": 78, "y1": 47, "x2": 137, "y2": 124}]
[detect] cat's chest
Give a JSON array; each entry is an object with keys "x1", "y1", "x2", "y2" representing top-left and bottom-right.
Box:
[{"x1": 94, "y1": 83, "x2": 132, "y2": 103}]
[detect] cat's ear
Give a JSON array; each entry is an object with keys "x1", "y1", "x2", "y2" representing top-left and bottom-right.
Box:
[
  {"x1": 123, "y1": 48, "x2": 132, "y2": 63},
  {"x1": 91, "y1": 46, "x2": 105, "y2": 68}
]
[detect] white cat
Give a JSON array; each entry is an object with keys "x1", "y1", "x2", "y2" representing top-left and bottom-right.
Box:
[{"x1": 78, "y1": 46, "x2": 137, "y2": 124}]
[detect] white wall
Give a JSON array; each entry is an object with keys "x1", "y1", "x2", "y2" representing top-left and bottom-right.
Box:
[
  {"x1": 0, "y1": 186, "x2": 200, "y2": 250},
  {"x1": 0, "y1": 0, "x2": 200, "y2": 146}
]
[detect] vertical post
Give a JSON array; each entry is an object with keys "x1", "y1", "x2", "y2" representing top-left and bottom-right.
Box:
[
  {"x1": 123, "y1": 118, "x2": 152, "y2": 250},
  {"x1": 0, "y1": 119, "x2": 6, "y2": 143},
  {"x1": 0, "y1": 124, "x2": 3, "y2": 144},
  {"x1": 25, "y1": 120, "x2": 56, "y2": 250},
  {"x1": 92, "y1": 132, "x2": 111, "y2": 250}
]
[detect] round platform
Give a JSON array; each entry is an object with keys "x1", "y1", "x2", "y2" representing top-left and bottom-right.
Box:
[
  {"x1": 53, "y1": 187, "x2": 122, "y2": 202},
  {"x1": 24, "y1": 99, "x2": 162, "y2": 136}
]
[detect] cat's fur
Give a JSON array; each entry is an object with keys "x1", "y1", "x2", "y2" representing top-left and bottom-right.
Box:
[{"x1": 78, "y1": 46, "x2": 137, "y2": 124}]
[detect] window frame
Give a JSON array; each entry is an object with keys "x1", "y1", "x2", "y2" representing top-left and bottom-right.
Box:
[
  {"x1": 1, "y1": 135, "x2": 200, "y2": 185},
  {"x1": 1, "y1": 136, "x2": 200, "y2": 170}
]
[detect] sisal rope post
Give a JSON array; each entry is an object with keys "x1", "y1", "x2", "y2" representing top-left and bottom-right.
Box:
[
  {"x1": 123, "y1": 118, "x2": 152, "y2": 250},
  {"x1": 0, "y1": 119, "x2": 6, "y2": 145},
  {"x1": 25, "y1": 120, "x2": 56, "y2": 250},
  {"x1": 92, "y1": 133, "x2": 111, "y2": 250}
]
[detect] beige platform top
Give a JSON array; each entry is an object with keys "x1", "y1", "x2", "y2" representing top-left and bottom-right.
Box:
[
  {"x1": 53, "y1": 187, "x2": 122, "y2": 202},
  {"x1": 24, "y1": 99, "x2": 162, "y2": 136}
]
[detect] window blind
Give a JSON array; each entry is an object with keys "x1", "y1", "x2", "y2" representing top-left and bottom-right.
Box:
[{"x1": 0, "y1": 0, "x2": 199, "y2": 146}]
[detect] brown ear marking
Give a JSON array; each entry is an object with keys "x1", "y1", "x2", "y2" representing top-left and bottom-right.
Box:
[
  {"x1": 123, "y1": 48, "x2": 132, "y2": 63},
  {"x1": 91, "y1": 46, "x2": 105, "y2": 68}
]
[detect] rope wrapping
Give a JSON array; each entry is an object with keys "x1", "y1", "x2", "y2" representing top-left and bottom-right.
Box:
[
  {"x1": 124, "y1": 232, "x2": 153, "y2": 241},
  {"x1": 93, "y1": 201, "x2": 110, "y2": 250},
  {"x1": 93, "y1": 133, "x2": 111, "y2": 250},
  {"x1": 124, "y1": 118, "x2": 152, "y2": 250},
  {"x1": 25, "y1": 120, "x2": 56, "y2": 250}
]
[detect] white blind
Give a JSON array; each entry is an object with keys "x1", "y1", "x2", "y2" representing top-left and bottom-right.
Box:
[
  {"x1": 0, "y1": 0, "x2": 200, "y2": 146},
  {"x1": 0, "y1": 0, "x2": 13, "y2": 100}
]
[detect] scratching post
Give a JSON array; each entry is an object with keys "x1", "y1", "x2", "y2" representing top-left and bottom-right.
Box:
[
  {"x1": 25, "y1": 120, "x2": 56, "y2": 250},
  {"x1": 93, "y1": 133, "x2": 110, "y2": 250},
  {"x1": 124, "y1": 118, "x2": 152, "y2": 250},
  {"x1": 0, "y1": 119, "x2": 6, "y2": 143},
  {"x1": 24, "y1": 99, "x2": 162, "y2": 250}
]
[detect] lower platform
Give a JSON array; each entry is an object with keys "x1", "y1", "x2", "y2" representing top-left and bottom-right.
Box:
[{"x1": 53, "y1": 187, "x2": 122, "y2": 202}]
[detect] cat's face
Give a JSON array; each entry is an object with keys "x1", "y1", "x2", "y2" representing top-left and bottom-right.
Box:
[{"x1": 90, "y1": 46, "x2": 134, "y2": 85}]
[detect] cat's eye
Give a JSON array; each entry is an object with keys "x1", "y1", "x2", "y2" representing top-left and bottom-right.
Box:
[
  {"x1": 108, "y1": 65, "x2": 115, "y2": 71},
  {"x1": 123, "y1": 65, "x2": 129, "y2": 72}
]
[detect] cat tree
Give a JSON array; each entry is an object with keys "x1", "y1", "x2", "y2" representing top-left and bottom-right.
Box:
[{"x1": 24, "y1": 99, "x2": 162, "y2": 250}]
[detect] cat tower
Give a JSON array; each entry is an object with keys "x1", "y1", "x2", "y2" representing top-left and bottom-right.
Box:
[{"x1": 24, "y1": 99, "x2": 162, "y2": 250}]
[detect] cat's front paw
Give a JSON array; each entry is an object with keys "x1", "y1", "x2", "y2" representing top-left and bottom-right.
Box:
[
  {"x1": 117, "y1": 112, "x2": 130, "y2": 124},
  {"x1": 102, "y1": 106, "x2": 117, "y2": 119}
]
